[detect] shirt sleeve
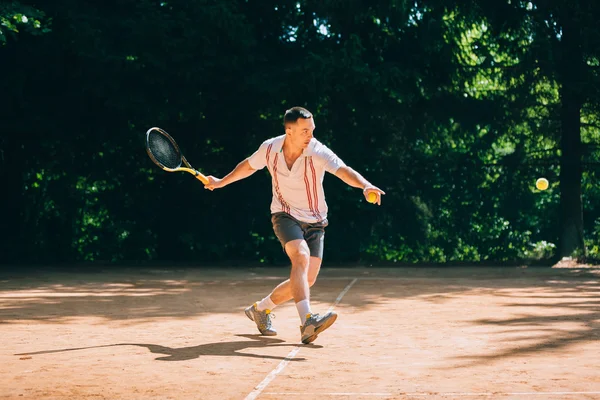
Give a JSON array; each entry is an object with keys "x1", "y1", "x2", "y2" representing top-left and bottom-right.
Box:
[
  {"x1": 247, "y1": 140, "x2": 270, "y2": 170},
  {"x1": 317, "y1": 144, "x2": 346, "y2": 174}
]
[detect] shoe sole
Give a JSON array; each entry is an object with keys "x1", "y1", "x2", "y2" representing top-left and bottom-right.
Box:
[{"x1": 302, "y1": 313, "x2": 338, "y2": 344}]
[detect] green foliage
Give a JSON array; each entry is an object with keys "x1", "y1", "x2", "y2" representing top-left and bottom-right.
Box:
[
  {"x1": 0, "y1": 2, "x2": 51, "y2": 44},
  {"x1": 1, "y1": 0, "x2": 599, "y2": 265}
]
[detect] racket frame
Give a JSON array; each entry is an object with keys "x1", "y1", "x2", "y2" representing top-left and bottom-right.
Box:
[{"x1": 145, "y1": 127, "x2": 209, "y2": 184}]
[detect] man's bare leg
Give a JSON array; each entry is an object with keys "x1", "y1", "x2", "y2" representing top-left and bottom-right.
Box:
[
  {"x1": 267, "y1": 256, "x2": 321, "y2": 305},
  {"x1": 246, "y1": 240, "x2": 336, "y2": 343},
  {"x1": 284, "y1": 239, "x2": 312, "y2": 323}
]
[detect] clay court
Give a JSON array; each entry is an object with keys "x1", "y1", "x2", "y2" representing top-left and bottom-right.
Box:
[{"x1": 1, "y1": 263, "x2": 600, "y2": 400}]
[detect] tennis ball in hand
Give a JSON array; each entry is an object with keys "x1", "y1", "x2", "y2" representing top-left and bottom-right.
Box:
[
  {"x1": 367, "y1": 192, "x2": 378, "y2": 203},
  {"x1": 536, "y1": 178, "x2": 549, "y2": 191}
]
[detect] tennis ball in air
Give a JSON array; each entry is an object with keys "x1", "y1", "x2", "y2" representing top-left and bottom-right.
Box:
[
  {"x1": 367, "y1": 192, "x2": 378, "y2": 203},
  {"x1": 536, "y1": 178, "x2": 549, "y2": 191}
]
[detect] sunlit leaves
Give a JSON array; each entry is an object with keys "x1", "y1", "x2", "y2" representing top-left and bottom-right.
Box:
[{"x1": 0, "y1": 2, "x2": 50, "y2": 45}]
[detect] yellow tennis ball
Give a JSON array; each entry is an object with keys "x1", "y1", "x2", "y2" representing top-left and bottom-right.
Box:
[
  {"x1": 367, "y1": 192, "x2": 378, "y2": 203},
  {"x1": 536, "y1": 178, "x2": 549, "y2": 191}
]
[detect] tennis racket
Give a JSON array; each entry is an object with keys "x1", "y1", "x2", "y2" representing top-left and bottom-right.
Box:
[{"x1": 145, "y1": 127, "x2": 209, "y2": 184}]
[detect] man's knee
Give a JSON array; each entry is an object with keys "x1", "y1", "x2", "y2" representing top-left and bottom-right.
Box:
[{"x1": 286, "y1": 240, "x2": 310, "y2": 267}]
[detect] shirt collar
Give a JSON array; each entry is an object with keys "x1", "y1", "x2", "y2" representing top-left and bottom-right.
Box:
[{"x1": 277, "y1": 136, "x2": 316, "y2": 156}]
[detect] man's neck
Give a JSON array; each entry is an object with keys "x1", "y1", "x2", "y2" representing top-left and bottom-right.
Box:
[{"x1": 282, "y1": 138, "x2": 303, "y2": 159}]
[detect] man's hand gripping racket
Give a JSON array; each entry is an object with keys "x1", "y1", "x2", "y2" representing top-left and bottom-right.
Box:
[{"x1": 145, "y1": 127, "x2": 209, "y2": 184}]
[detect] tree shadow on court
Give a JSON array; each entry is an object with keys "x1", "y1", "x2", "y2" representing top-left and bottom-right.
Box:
[
  {"x1": 0, "y1": 267, "x2": 544, "y2": 320},
  {"x1": 0, "y1": 267, "x2": 500, "y2": 323},
  {"x1": 14, "y1": 334, "x2": 320, "y2": 361},
  {"x1": 442, "y1": 277, "x2": 600, "y2": 368},
  {"x1": 0, "y1": 272, "x2": 288, "y2": 323},
  {"x1": 3, "y1": 265, "x2": 600, "y2": 367}
]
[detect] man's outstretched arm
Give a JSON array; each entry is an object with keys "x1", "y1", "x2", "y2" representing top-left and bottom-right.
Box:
[
  {"x1": 334, "y1": 166, "x2": 385, "y2": 205},
  {"x1": 204, "y1": 159, "x2": 257, "y2": 191}
]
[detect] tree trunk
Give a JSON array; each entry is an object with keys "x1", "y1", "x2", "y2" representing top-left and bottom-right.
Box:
[
  {"x1": 0, "y1": 45, "x2": 26, "y2": 264},
  {"x1": 558, "y1": 12, "x2": 586, "y2": 258}
]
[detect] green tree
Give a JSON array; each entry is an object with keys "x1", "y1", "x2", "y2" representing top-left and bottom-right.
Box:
[
  {"x1": 469, "y1": 0, "x2": 600, "y2": 258},
  {"x1": 1, "y1": 0, "x2": 598, "y2": 266},
  {"x1": 0, "y1": 2, "x2": 50, "y2": 45}
]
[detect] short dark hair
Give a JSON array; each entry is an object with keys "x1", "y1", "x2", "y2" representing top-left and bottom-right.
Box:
[{"x1": 284, "y1": 106, "x2": 313, "y2": 126}]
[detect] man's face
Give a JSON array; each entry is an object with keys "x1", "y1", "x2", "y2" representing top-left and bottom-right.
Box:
[{"x1": 286, "y1": 117, "x2": 315, "y2": 150}]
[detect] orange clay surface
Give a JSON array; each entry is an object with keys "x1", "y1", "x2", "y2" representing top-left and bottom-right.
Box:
[{"x1": 1, "y1": 262, "x2": 600, "y2": 400}]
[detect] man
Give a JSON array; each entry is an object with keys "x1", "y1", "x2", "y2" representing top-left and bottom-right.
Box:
[{"x1": 204, "y1": 107, "x2": 384, "y2": 344}]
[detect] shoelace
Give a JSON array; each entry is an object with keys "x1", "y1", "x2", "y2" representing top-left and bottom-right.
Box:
[
  {"x1": 267, "y1": 313, "x2": 276, "y2": 328},
  {"x1": 259, "y1": 311, "x2": 275, "y2": 329},
  {"x1": 301, "y1": 313, "x2": 320, "y2": 329}
]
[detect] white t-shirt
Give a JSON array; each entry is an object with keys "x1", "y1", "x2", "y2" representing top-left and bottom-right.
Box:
[{"x1": 247, "y1": 135, "x2": 346, "y2": 223}]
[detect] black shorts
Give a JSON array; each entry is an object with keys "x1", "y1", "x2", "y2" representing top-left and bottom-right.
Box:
[{"x1": 271, "y1": 212, "x2": 328, "y2": 259}]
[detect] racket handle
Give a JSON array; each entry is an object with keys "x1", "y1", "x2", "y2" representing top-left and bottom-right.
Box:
[{"x1": 195, "y1": 171, "x2": 209, "y2": 185}]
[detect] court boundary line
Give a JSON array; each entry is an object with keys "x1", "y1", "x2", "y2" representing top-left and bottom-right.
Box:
[
  {"x1": 262, "y1": 391, "x2": 600, "y2": 397},
  {"x1": 243, "y1": 276, "x2": 551, "y2": 281},
  {"x1": 243, "y1": 278, "x2": 359, "y2": 400}
]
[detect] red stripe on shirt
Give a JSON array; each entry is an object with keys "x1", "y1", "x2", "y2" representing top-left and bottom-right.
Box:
[
  {"x1": 309, "y1": 157, "x2": 322, "y2": 220},
  {"x1": 273, "y1": 153, "x2": 290, "y2": 214},
  {"x1": 266, "y1": 143, "x2": 273, "y2": 167},
  {"x1": 304, "y1": 157, "x2": 319, "y2": 220}
]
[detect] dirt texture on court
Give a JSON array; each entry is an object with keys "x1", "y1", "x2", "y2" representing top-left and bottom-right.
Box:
[{"x1": 1, "y1": 263, "x2": 599, "y2": 400}]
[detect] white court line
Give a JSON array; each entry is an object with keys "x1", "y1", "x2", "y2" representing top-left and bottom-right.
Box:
[
  {"x1": 262, "y1": 392, "x2": 600, "y2": 397},
  {"x1": 264, "y1": 393, "x2": 391, "y2": 397},
  {"x1": 244, "y1": 278, "x2": 358, "y2": 400},
  {"x1": 245, "y1": 276, "x2": 449, "y2": 281},
  {"x1": 245, "y1": 276, "x2": 396, "y2": 280}
]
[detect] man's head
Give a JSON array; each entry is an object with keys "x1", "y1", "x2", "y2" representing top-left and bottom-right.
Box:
[{"x1": 284, "y1": 106, "x2": 315, "y2": 150}]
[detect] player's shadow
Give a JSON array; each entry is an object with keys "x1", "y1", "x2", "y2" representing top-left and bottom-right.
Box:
[{"x1": 15, "y1": 334, "x2": 320, "y2": 362}]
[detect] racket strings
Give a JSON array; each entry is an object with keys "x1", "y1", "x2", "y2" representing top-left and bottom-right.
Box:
[{"x1": 148, "y1": 131, "x2": 182, "y2": 169}]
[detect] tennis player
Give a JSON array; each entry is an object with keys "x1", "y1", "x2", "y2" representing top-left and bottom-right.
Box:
[{"x1": 204, "y1": 107, "x2": 384, "y2": 344}]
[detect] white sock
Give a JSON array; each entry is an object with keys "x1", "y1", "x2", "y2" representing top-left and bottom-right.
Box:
[
  {"x1": 296, "y1": 299, "x2": 312, "y2": 324},
  {"x1": 256, "y1": 295, "x2": 277, "y2": 312}
]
